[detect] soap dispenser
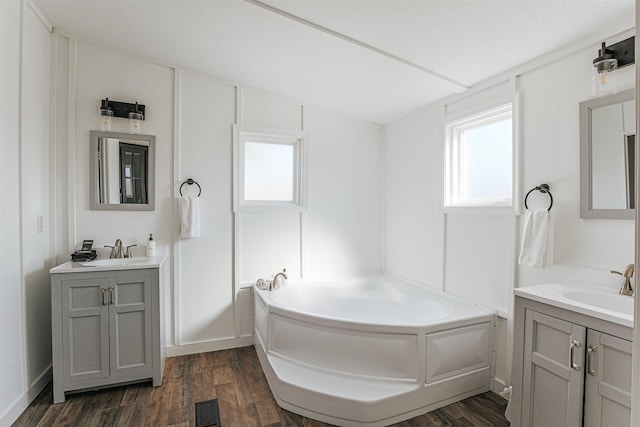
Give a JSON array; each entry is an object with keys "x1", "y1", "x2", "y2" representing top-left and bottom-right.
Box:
[{"x1": 146, "y1": 234, "x2": 156, "y2": 257}]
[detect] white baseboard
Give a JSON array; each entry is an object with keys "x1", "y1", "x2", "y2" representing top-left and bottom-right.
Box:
[
  {"x1": 492, "y1": 377, "x2": 508, "y2": 394},
  {"x1": 28, "y1": 365, "x2": 53, "y2": 401},
  {"x1": 0, "y1": 394, "x2": 28, "y2": 427},
  {"x1": 166, "y1": 335, "x2": 254, "y2": 357},
  {"x1": 0, "y1": 366, "x2": 52, "y2": 427}
]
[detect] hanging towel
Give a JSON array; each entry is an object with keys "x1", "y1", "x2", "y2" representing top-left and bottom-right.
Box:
[
  {"x1": 180, "y1": 196, "x2": 200, "y2": 238},
  {"x1": 518, "y1": 209, "x2": 553, "y2": 268}
]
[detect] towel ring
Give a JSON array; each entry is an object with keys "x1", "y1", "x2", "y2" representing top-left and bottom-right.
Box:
[
  {"x1": 524, "y1": 184, "x2": 553, "y2": 211},
  {"x1": 179, "y1": 178, "x2": 201, "y2": 197}
]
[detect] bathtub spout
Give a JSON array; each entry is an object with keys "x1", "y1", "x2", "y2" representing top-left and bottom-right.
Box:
[{"x1": 270, "y1": 269, "x2": 288, "y2": 290}]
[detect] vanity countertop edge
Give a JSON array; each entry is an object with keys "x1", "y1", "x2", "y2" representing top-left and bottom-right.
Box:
[
  {"x1": 50, "y1": 253, "x2": 167, "y2": 274},
  {"x1": 514, "y1": 282, "x2": 633, "y2": 328}
]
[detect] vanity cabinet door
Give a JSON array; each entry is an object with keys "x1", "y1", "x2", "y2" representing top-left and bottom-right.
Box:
[
  {"x1": 61, "y1": 278, "x2": 110, "y2": 383},
  {"x1": 109, "y1": 275, "x2": 153, "y2": 378},
  {"x1": 583, "y1": 330, "x2": 632, "y2": 427},
  {"x1": 521, "y1": 310, "x2": 585, "y2": 427}
]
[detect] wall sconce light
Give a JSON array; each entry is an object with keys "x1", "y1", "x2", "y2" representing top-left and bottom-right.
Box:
[
  {"x1": 98, "y1": 98, "x2": 146, "y2": 133},
  {"x1": 99, "y1": 98, "x2": 114, "y2": 131},
  {"x1": 128, "y1": 102, "x2": 144, "y2": 134},
  {"x1": 593, "y1": 36, "x2": 635, "y2": 96}
]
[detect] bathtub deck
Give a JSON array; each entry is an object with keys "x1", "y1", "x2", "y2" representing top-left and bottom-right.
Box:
[
  {"x1": 13, "y1": 346, "x2": 510, "y2": 427},
  {"x1": 269, "y1": 353, "x2": 418, "y2": 400}
]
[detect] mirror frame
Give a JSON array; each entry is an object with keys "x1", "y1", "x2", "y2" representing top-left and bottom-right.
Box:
[
  {"x1": 580, "y1": 88, "x2": 635, "y2": 219},
  {"x1": 90, "y1": 130, "x2": 156, "y2": 211}
]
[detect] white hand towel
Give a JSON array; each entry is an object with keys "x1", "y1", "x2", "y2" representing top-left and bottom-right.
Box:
[
  {"x1": 180, "y1": 196, "x2": 200, "y2": 238},
  {"x1": 518, "y1": 209, "x2": 553, "y2": 268}
]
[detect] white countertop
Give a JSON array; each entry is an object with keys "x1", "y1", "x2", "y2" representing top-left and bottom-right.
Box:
[
  {"x1": 514, "y1": 282, "x2": 633, "y2": 328},
  {"x1": 50, "y1": 253, "x2": 166, "y2": 274}
]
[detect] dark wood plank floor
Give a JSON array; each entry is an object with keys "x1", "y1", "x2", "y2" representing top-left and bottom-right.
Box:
[{"x1": 13, "y1": 346, "x2": 508, "y2": 427}]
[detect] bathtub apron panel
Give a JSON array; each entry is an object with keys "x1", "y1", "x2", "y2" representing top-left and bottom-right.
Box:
[{"x1": 253, "y1": 276, "x2": 494, "y2": 427}]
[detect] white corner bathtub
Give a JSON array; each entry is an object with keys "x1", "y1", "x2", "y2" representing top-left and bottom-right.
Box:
[{"x1": 253, "y1": 275, "x2": 495, "y2": 427}]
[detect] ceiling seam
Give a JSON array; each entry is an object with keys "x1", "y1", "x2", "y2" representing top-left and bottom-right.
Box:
[{"x1": 243, "y1": 0, "x2": 470, "y2": 91}]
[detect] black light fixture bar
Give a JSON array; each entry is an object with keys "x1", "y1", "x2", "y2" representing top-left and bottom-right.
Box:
[
  {"x1": 100, "y1": 98, "x2": 146, "y2": 120},
  {"x1": 602, "y1": 36, "x2": 635, "y2": 69}
]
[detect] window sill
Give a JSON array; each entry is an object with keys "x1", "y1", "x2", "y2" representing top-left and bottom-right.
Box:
[
  {"x1": 234, "y1": 204, "x2": 307, "y2": 214},
  {"x1": 442, "y1": 205, "x2": 515, "y2": 215}
]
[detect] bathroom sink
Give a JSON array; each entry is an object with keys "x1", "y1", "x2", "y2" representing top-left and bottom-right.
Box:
[
  {"x1": 515, "y1": 283, "x2": 634, "y2": 328},
  {"x1": 563, "y1": 290, "x2": 634, "y2": 315}
]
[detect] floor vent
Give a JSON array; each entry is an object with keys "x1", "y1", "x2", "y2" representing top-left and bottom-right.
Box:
[{"x1": 195, "y1": 398, "x2": 221, "y2": 427}]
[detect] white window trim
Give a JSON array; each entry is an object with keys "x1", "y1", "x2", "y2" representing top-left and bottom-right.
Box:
[
  {"x1": 444, "y1": 102, "x2": 515, "y2": 213},
  {"x1": 233, "y1": 125, "x2": 308, "y2": 213}
]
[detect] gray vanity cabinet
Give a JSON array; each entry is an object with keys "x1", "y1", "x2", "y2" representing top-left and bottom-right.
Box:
[
  {"x1": 52, "y1": 268, "x2": 163, "y2": 403},
  {"x1": 522, "y1": 310, "x2": 632, "y2": 427},
  {"x1": 512, "y1": 296, "x2": 632, "y2": 427}
]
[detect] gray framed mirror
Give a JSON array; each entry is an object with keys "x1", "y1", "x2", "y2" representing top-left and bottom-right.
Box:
[
  {"x1": 580, "y1": 88, "x2": 635, "y2": 219},
  {"x1": 90, "y1": 130, "x2": 155, "y2": 211}
]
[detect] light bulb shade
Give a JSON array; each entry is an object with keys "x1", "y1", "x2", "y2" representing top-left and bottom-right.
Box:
[
  {"x1": 593, "y1": 57, "x2": 618, "y2": 74},
  {"x1": 100, "y1": 108, "x2": 114, "y2": 131},
  {"x1": 592, "y1": 58, "x2": 618, "y2": 96},
  {"x1": 129, "y1": 112, "x2": 144, "y2": 134}
]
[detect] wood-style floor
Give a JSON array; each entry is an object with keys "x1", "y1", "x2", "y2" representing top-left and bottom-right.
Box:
[{"x1": 13, "y1": 346, "x2": 509, "y2": 427}]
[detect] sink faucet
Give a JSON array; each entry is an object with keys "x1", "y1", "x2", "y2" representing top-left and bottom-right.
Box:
[
  {"x1": 270, "y1": 269, "x2": 288, "y2": 291},
  {"x1": 105, "y1": 239, "x2": 124, "y2": 259},
  {"x1": 126, "y1": 244, "x2": 137, "y2": 258},
  {"x1": 611, "y1": 264, "x2": 634, "y2": 296}
]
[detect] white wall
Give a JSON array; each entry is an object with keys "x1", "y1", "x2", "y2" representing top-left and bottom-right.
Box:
[
  {"x1": 384, "y1": 106, "x2": 444, "y2": 288},
  {"x1": 518, "y1": 40, "x2": 635, "y2": 282},
  {"x1": 49, "y1": 36, "x2": 383, "y2": 359},
  {"x1": 22, "y1": 0, "x2": 53, "y2": 387},
  {"x1": 177, "y1": 70, "x2": 236, "y2": 347},
  {"x1": 71, "y1": 42, "x2": 175, "y2": 248},
  {"x1": 305, "y1": 105, "x2": 383, "y2": 278},
  {"x1": 0, "y1": 1, "x2": 27, "y2": 424},
  {"x1": 0, "y1": 1, "x2": 53, "y2": 424},
  {"x1": 384, "y1": 31, "x2": 635, "y2": 390}
]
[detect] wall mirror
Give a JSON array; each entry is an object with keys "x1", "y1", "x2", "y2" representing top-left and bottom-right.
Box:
[
  {"x1": 580, "y1": 88, "x2": 635, "y2": 219},
  {"x1": 90, "y1": 130, "x2": 155, "y2": 211}
]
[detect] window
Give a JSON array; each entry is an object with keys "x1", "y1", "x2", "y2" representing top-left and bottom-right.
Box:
[
  {"x1": 233, "y1": 126, "x2": 307, "y2": 212},
  {"x1": 445, "y1": 103, "x2": 513, "y2": 208},
  {"x1": 119, "y1": 143, "x2": 148, "y2": 204}
]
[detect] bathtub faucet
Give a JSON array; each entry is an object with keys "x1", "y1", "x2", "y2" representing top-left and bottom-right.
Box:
[
  {"x1": 270, "y1": 269, "x2": 288, "y2": 290},
  {"x1": 255, "y1": 278, "x2": 268, "y2": 290}
]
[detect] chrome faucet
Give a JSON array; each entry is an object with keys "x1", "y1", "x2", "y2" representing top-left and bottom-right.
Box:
[
  {"x1": 105, "y1": 239, "x2": 124, "y2": 259},
  {"x1": 104, "y1": 240, "x2": 138, "y2": 259},
  {"x1": 113, "y1": 239, "x2": 124, "y2": 258},
  {"x1": 611, "y1": 264, "x2": 634, "y2": 296},
  {"x1": 126, "y1": 244, "x2": 137, "y2": 258},
  {"x1": 270, "y1": 269, "x2": 288, "y2": 291}
]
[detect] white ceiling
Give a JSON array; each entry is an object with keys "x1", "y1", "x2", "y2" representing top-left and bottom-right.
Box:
[{"x1": 34, "y1": 0, "x2": 635, "y2": 125}]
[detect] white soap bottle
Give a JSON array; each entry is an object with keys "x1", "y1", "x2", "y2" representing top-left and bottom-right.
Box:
[{"x1": 146, "y1": 234, "x2": 156, "y2": 257}]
